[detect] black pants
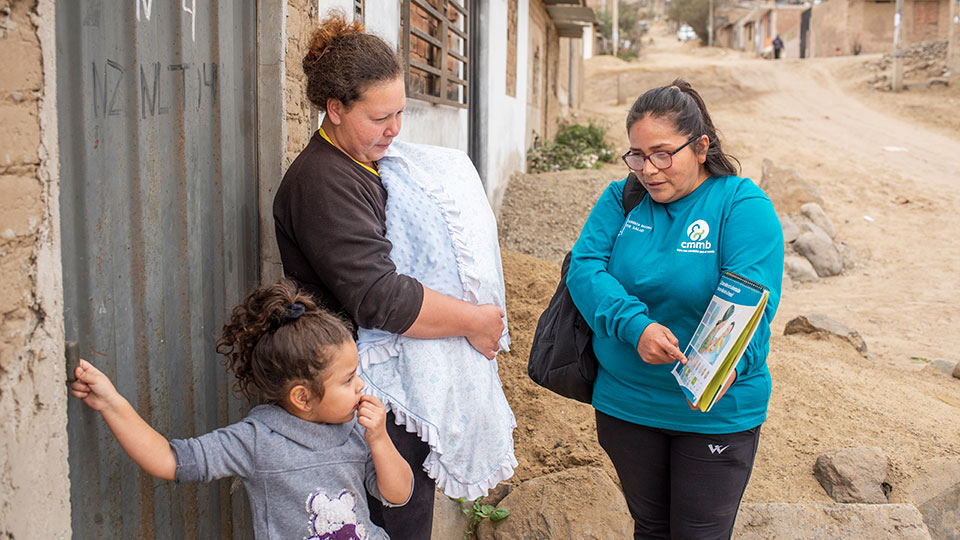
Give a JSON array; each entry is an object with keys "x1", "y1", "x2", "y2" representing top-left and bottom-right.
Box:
[
  {"x1": 367, "y1": 411, "x2": 435, "y2": 539},
  {"x1": 596, "y1": 411, "x2": 761, "y2": 540}
]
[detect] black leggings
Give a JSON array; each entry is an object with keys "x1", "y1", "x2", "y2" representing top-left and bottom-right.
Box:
[
  {"x1": 596, "y1": 410, "x2": 761, "y2": 540},
  {"x1": 367, "y1": 411, "x2": 436, "y2": 539}
]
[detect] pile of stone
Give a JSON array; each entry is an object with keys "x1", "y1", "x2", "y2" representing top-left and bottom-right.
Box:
[
  {"x1": 862, "y1": 40, "x2": 949, "y2": 90},
  {"x1": 758, "y1": 159, "x2": 861, "y2": 284},
  {"x1": 733, "y1": 447, "x2": 936, "y2": 539}
]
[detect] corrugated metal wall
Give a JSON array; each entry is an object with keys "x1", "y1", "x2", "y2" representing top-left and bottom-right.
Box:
[{"x1": 57, "y1": 2, "x2": 259, "y2": 538}]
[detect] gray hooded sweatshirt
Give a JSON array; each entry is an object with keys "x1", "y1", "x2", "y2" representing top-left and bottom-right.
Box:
[{"x1": 170, "y1": 404, "x2": 407, "y2": 540}]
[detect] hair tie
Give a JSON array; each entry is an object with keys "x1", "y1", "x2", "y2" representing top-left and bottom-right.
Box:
[
  {"x1": 283, "y1": 301, "x2": 306, "y2": 323},
  {"x1": 307, "y1": 46, "x2": 331, "y2": 66}
]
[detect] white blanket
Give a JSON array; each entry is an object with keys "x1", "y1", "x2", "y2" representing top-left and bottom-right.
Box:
[{"x1": 356, "y1": 140, "x2": 517, "y2": 500}]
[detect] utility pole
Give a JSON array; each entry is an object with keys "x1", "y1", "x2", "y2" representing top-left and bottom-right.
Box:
[
  {"x1": 892, "y1": 0, "x2": 904, "y2": 91},
  {"x1": 949, "y1": 0, "x2": 960, "y2": 82},
  {"x1": 708, "y1": 0, "x2": 714, "y2": 47},
  {"x1": 612, "y1": 0, "x2": 619, "y2": 56}
]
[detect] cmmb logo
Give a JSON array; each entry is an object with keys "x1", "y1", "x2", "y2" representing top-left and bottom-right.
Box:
[{"x1": 681, "y1": 219, "x2": 711, "y2": 249}]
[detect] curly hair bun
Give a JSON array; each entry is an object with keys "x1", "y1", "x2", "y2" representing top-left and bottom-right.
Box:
[
  {"x1": 305, "y1": 10, "x2": 364, "y2": 66},
  {"x1": 301, "y1": 10, "x2": 402, "y2": 112},
  {"x1": 216, "y1": 279, "x2": 352, "y2": 403}
]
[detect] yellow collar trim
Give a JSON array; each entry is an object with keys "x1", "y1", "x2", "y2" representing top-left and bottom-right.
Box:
[{"x1": 318, "y1": 126, "x2": 379, "y2": 177}]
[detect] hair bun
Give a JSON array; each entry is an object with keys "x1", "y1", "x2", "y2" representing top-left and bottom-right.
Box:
[{"x1": 307, "y1": 9, "x2": 364, "y2": 60}]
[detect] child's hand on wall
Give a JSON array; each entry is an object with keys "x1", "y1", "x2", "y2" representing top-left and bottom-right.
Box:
[
  {"x1": 68, "y1": 358, "x2": 176, "y2": 480},
  {"x1": 69, "y1": 359, "x2": 122, "y2": 412}
]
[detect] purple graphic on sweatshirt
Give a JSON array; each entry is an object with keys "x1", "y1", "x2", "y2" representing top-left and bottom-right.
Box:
[
  {"x1": 316, "y1": 523, "x2": 360, "y2": 540},
  {"x1": 305, "y1": 489, "x2": 367, "y2": 540}
]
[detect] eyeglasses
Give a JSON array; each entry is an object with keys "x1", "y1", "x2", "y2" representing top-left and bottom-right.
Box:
[{"x1": 621, "y1": 136, "x2": 699, "y2": 172}]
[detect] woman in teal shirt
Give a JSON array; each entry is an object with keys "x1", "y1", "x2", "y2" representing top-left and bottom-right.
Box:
[{"x1": 567, "y1": 80, "x2": 784, "y2": 539}]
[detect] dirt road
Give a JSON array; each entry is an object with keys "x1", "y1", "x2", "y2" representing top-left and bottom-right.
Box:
[{"x1": 498, "y1": 24, "x2": 960, "y2": 505}]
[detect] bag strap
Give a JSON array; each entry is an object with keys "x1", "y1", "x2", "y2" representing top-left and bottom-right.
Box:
[{"x1": 622, "y1": 172, "x2": 647, "y2": 216}]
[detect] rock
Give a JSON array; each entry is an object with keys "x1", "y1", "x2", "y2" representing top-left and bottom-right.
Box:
[
  {"x1": 799, "y1": 202, "x2": 836, "y2": 238},
  {"x1": 476, "y1": 466, "x2": 633, "y2": 540},
  {"x1": 432, "y1": 490, "x2": 470, "y2": 540},
  {"x1": 784, "y1": 314, "x2": 868, "y2": 357},
  {"x1": 813, "y1": 447, "x2": 889, "y2": 503},
  {"x1": 784, "y1": 255, "x2": 819, "y2": 283},
  {"x1": 733, "y1": 502, "x2": 932, "y2": 539},
  {"x1": 904, "y1": 460, "x2": 960, "y2": 540},
  {"x1": 953, "y1": 361, "x2": 960, "y2": 379},
  {"x1": 482, "y1": 482, "x2": 514, "y2": 507},
  {"x1": 793, "y1": 226, "x2": 843, "y2": 277},
  {"x1": 918, "y1": 482, "x2": 960, "y2": 540},
  {"x1": 922, "y1": 358, "x2": 958, "y2": 377},
  {"x1": 780, "y1": 215, "x2": 800, "y2": 243},
  {"x1": 759, "y1": 158, "x2": 825, "y2": 214},
  {"x1": 929, "y1": 77, "x2": 949, "y2": 87},
  {"x1": 798, "y1": 221, "x2": 818, "y2": 234},
  {"x1": 782, "y1": 270, "x2": 795, "y2": 289}
]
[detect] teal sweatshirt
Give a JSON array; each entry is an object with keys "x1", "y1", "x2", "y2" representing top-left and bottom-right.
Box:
[{"x1": 567, "y1": 175, "x2": 784, "y2": 434}]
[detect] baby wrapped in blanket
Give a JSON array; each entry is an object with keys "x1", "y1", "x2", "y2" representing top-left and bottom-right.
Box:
[{"x1": 357, "y1": 140, "x2": 517, "y2": 500}]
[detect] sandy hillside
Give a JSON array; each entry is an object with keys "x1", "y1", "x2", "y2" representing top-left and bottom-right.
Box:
[{"x1": 496, "y1": 24, "x2": 960, "y2": 505}]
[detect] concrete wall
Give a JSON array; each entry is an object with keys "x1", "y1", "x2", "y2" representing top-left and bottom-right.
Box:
[
  {"x1": 557, "y1": 37, "x2": 584, "y2": 114},
  {"x1": 583, "y1": 24, "x2": 594, "y2": 58},
  {"x1": 479, "y1": 0, "x2": 529, "y2": 210},
  {"x1": 0, "y1": 0, "x2": 70, "y2": 538},
  {"x1": 855, "y1": 0, "x2": 897, "y2": 54},
  {"x1": 526, "y1": 1, "x2": 548, "y2": 149},
  {"x1": 811, "y1": 0, "x2": 850, "y2": 56},
  {"x1": 526, "y1": 0, "x2": 561, "y2": 147}
]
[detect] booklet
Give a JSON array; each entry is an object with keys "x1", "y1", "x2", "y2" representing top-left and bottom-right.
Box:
[{"x1": 671, "y1": 271, "x2": 769, "y2": 412}]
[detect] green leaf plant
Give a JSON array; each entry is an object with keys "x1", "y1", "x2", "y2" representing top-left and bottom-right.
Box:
[{"x1": 454, "y1": 497, "x2": 510, "y2": 539}]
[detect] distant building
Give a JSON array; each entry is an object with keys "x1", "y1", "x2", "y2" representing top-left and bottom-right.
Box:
[
  {"x1": 715, "y1": 0, "x2": 952, "y2": 58},
  {"x1": 808, "y1": 0, "x2": 951, "y2": 56}
]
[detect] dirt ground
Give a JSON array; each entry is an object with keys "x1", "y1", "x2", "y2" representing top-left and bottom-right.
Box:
[{"x1": 496, "y1": 23, "x2": 960, "y2": 506}]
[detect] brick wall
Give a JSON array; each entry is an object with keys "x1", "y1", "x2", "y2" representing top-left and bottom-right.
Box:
[
  {"x1": 285, "y1": 0, "x2": 319, "y2": 168},
  {"x1": 0, "y1": 0, "x2": 70, "y2": 537}
]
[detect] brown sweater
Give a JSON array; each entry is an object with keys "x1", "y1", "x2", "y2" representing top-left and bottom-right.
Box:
[{"x1": 273, "y1": 132, "x2": 423, "y2": 334}]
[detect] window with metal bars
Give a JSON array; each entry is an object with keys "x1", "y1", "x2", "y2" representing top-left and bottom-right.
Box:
[
  {"x1": 400, "y1": 0, "x2": 469, "y2": 108},
  {"x1": 354, "y1": 0, "x2": 365, "y2": 24}
]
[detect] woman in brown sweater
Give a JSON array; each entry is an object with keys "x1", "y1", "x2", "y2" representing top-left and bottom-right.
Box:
[{"x1": 273, "y1": 12, "x2": 507, "y2": 539}]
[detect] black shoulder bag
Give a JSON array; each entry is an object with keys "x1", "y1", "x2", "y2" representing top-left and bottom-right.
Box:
[{"x1": 527, "y1": 173, "x2": 647, "y2": 403}]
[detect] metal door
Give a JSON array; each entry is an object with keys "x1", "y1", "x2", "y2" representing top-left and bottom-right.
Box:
[
  {"x1": 800, "y1": 8, "x2": 811, "y2": 59},
  {"x1": 57, "y1": 2, "x2": 259, "y2": 538}
]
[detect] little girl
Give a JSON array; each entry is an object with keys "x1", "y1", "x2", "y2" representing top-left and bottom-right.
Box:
[{"x1": 69, "y1": 280, "x2": 413, "y2": 540}]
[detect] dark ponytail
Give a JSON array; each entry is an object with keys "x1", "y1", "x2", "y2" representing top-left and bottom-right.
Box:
[
  {"x1": 216, "y1": 279, "x2": 353, "y2": 403},
  {"x1": 303, "y1": 10, "x2": 402, "y2": 112},
  {"x1": 626, "y1": 78, "x2": 740, "y2": 177}
]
